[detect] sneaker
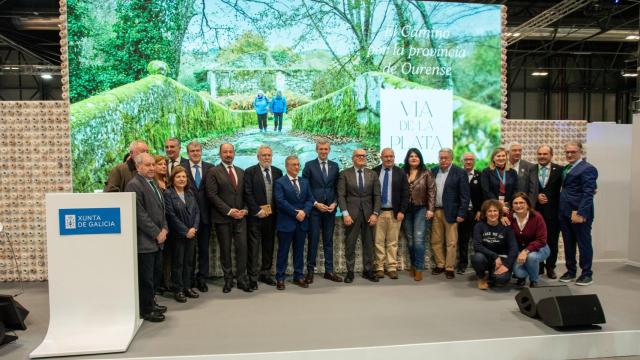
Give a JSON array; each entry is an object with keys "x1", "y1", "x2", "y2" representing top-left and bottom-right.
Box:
[
  {"x1": 456, "y1": 267, "x2": 466, "y2": 275},
  {"x1": 515, "y1": 278, "x2": 526, "y2": 287},
  {"x1": 558, "y1": 272, "x2": 576, "y2": 283},
  {"x1": 575, "y1": 274, "x2": 593, "y2": 286}
]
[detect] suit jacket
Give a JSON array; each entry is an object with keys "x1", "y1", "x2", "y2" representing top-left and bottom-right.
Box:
[
  {"x1": 559, "y1": 160, "x2": 598, "y2": 220},
  {"x1": 337, "y1": 167, "x2": 381, "y2": 220},
  {"x1": 528, "y1": 162, "x2": 562, "y2": 220},
  {"x1": 430, "y1": 165, "x2": 470, "y2": 223},
  {"x1": 274, "y1": 175, "x2": 314, "y2": 232},
  {"x1": 373, "y1": 165, "x2": 409, "y2": 216},
  {"x1": 180, "y1": 159, "x2": 213, "y2": 225},
  {"x1": 515, "y1": 159, "x2": 535, "y2": 193},
  {"x1": 244, "y1": 163, "x2": 283, "y2": 221},
  {"x1": 467, "y1": 169, "x2": 484, "y2": 213},
  {"x1": 302, "y1": 158, "x2": 339, "y2": 206},
  {"x1": 164, "y1": 186, "x2": 200, "y2": 240},
  {"x1": 205, "y1": 163, "x2": 246, "y2": 224},
  {"x1": 104, "y1": 158, "x2": 137, "y2": 192},
  {"x1": 125, "y1": 174, "x2": 167, "y2": 253},
  {"x1": 168, "y1": 156, "x2": 188, "y2": 176},
  {"x1": 480, "y1": 167, "x2": 518, "y2": 205}
]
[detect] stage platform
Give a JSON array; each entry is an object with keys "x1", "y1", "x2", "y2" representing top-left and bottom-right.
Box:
[{"x1": 1, "y1": 262, "x2": 639, "y2": 360}]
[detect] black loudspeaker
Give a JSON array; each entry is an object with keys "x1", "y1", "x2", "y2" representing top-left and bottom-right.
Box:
[
  {"x1": 537, "y1": 294, "x2": 606, "y2": 328},
  {"x1": 515, "y1": 285, "x2": 572, "y2": 318},
  {"x1": 0, "y1": 295, "x2": 29, "y2": 331}
]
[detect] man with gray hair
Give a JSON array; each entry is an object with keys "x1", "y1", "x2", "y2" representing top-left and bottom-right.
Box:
[
  {"x1": 104, "y1": 140, "x2": 148, "y2": 192},
  {"x1": 125, "y1": 152, "x2": 168, "y2": 322},
  {"x1": 430, "y1": 148, "x2": 470, "y2": 279},
  {"x1": 165, "y1": 137, "x2": 185, "y2": 175},
  {"x1": 507, "y1": 141, "x2": 534, "y2": 193}
]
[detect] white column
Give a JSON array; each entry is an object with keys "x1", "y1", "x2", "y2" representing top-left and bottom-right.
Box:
[{"x1": 629, "y1": 115, "x2": 640, "y2": 265}]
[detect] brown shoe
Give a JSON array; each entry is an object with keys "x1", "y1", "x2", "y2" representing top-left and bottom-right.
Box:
[
  {"x1": 431, "y1": 267, "x2": 445, "y2": 275},
  {"x1": 375, "y1": 270, "x2": 384, "y2": 278},
  {"x1": 414, "y1": 270, "x2": 423, "y2": 281},
  {"x1": 388, "y1": 270, "x2": 398, "y2": 279},
  {"x1": 305, "y1": 272, "x2": 314, "y2": 284},
  {"x1": 478, "y1": 276, "x2": 489, "y2": 290},
  {"x1": 445, "y1": 270, "x2": 455, "y2": 279},
  {"x1": 323, "y1": 272, "x2": 343, "y2": 282},
  {"x1": 293, "y1": 278, "x2": 309, "y2": 288},
  {"x1": 276, "y1": 280, "x2": 285, "y2": 290}
]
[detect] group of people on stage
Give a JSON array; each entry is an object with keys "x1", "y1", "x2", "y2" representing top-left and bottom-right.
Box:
[{"x1": 104, "y1": 137, "x2": 598, "y2": 323}]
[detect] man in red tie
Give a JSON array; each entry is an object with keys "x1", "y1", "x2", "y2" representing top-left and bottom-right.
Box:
[{"x1": 206, "y1": 143, "x2": 251, "y2": 293}]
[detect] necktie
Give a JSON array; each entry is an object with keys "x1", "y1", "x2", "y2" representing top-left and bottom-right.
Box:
[
  {"x1": 539, "y1": 166, "x2": 547, "y2": 188},
  {"x1": 264, "y1": 167, "x2": 272, "y2": 184},
  {"x1": 358, "y1": 169, "x2": 364, "y2": 194},
  {"x1": 321, "y1": 161, "x2": 328, "y2": 179},
  {"x1": 292, "y1": 178, "x2": 300, "y2": 195},
  {"x1": 227, "y1": 166, "x2": 237, "y2": 190},
  {"x1": 562, "y1": 164, "x2": 573, "y2": 181},
  {"x1": 149, "y1": 180, "x2": 163, "y2": 204},
  {"x1": 194, "y1": 164, "x2": 201, "y2": 188},
  {"x1": 381, "y1": 168, "x2": 390, "y2": 205}
]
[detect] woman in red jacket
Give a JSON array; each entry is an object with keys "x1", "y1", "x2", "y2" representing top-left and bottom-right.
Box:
[{"x1": 508, "y1": 192, "x2": 550, "y2": 288}]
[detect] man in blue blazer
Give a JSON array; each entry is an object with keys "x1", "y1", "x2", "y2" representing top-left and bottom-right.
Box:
[
  {"x1": 430, "y1": 148, "x2": 470, "y2": 279},
  {"x1": 274, "y1": 155, "x2": 315, "y2": 290},
  {"x1": 558, "y1": 141, "x2": 598, "y2": 286},
  {"x1": 301, "y1": 140, "x2": 342, "y2": 283},
  {"x1": 181, "y1": 141, "x2": 214, "y2": 292}
]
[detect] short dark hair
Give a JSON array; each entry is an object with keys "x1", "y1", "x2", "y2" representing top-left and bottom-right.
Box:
[
  {"x1": 169, "y1": 165, "x2": 189, "y2": 187},
  {"x1": 480, "y1": 199, "x2": 503, "y2": 220}
]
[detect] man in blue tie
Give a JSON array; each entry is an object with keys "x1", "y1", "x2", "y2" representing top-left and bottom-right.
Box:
[
  {"x1": 181, "y1": 141, "x2": 214, "y2": 292},
  {"x1": 372, "y1": 148, "x2": 409, "y2": 279},
  {"x1": 558, "y1": 141, "x2": 598, "y2": 286}
]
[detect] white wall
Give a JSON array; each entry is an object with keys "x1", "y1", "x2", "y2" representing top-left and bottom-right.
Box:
[
  {"x1": 587, "y1": 122, "x2": 632, "y2": 261},
  {"x1": 629, "y1": 115, "x2": 640, "y2": 265}
]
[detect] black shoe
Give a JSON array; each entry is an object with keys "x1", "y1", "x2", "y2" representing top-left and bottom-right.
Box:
[
  {"x1": 546, "y1": 268, "x2": 557, "y2": 279},
  {"x1": 259, "y1": 275, "x2": 277, "y2": 286},
  {"x1": 197, "y1": 280, "x2": 209, "y2": 293},
  {"x1": 239, "y1": 282, "x2": 253, "y2": 293},
  {"x1": 223, "y1": 280, "x2": 234, "y2": 293},
  {"x1": 364, "y1": 272, "x2": 379, "y2": 282},
  {"x1": 445, "y1": 270, "x2": 455, "y2": 279},
  {"x1": 305, "y1": 272, "x2": 314, "y2": 284},
  {"x1": 431, "y1": 267, "x2": 445, "y2": 275},
  {"x1": 455, "y1": 267, "x2": 466, "y2": 275},
  {"x1": 155, "y1": 286, "x2": 167, "y2": 296},
  {"x1": 142, "y1": 311, "x2": 165, "y2": 322},
  {"x1": 185, "y1": 288, "x2": 199, "y2": 298},
  {"x1": 344, "y1": 272, "x2": 354, "y2": 283},
  {"x1": 250, "y1": 281, "x2": 259, "y2": 290},
  {"x1": 529, "y1": 281, "x2": 539, "y2": 288},
  {"x1": 515, "y1": 278, "x2": 526, "y2": 287},
  {"x1": 153, "y1": 303, "x2": 167, "y2": 314},
  {"x1": 576, "y1": 274, "x2": 593, "y2": 286},
  {"x1": 559, "y1": 272, "x2": 576, "y2": 283},
  {"x1": 174, "y1": 292, "x2": 187, "y2": 303},
  {"x1": 539, "y1": 264, "x2": 545, "y2": 275}
]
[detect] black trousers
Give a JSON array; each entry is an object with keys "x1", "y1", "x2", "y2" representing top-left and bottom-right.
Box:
[
  {"x1": 471, "y1": 252, "x2": 511, "y2": 285},
  {"x1": 153, "y1": 248, "x2": 164, "y2": 290},
  {"x1": 138, "y1": 250, "x2": 161, "y2": 316},
  {"x1": 215, "y1": 220, "x2": 248, "y2": 284},
  {"x1": 344, "y1": 209, "x2": 374, "y2": 274},
  {"x1": 194, "y1": 222, "x2": 211, "y2": 281},
  {"x1": 542, "y1": 216, "x2": 560, "y2": 270},
  {"x1": 257, "y1": 113, "x2": 267, "y2": 130},
  {"x1": 456, "y1": 209, "x2": 476, "y2": 270},
  {"x1": 247, "y1": 215, "x2": 276, "y2": 281},
  {"x1": 172, "y1": 237, "x2": 196, "y2": 291}
]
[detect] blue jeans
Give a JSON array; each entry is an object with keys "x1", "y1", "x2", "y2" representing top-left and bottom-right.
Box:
[
  {"x1": 402, "y1": 206, "x2": 431, "y2": 270},
  {"x1": 514, "y1": 245, "x2": 551, "y2": 282}
]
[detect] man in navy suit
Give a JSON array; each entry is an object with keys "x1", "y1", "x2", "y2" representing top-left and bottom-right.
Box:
[
  {"x1": 528, "y1": 145, "x2": 562, "y2": 279},
  {"x1": 244, "y1": 145, "x2": 283, "y2": 288},
  {"x1": 456, "y1": 152, "x2": 483, "y2": 275},
  {"x1": 274, "y1": 155, "x2": 315, "y2": 290},
  {"x1": 430, "y1": 148, "x2": 470, "y2": 279},
  {"x1": 180, "y1": 141, "x2": 213, "y2": 292},
  {"x1": 558, "y1": 141, "x2": 598, "y2": 286},
  {"x1": 165, "y1": 138, "x2": 186, "y2": 176},
  {"x1": 302, "y1": 140, "x2": 342, "y2": 283}
]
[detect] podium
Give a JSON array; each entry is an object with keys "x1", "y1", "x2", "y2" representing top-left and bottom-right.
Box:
[{"x1": 30, "y1": 193, "x2": 142, "y2": 358}]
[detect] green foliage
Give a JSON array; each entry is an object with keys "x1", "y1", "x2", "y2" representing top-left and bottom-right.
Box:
[
  {"x1": 147, "y1": 60, "x2": 169, "y2": 75},
  {"x1": 311, "y1": 66, "x2": 353, "y2": 98},
  {"x1": 70, "y1": 75, "x2": 253, "y2": 192},
  {"x1": 452, "y1": 98, "x2": 501, "y2": 170},
  {"x1": 452, "y1": 35, "x2": 502, "y2": 109},
  {"x1": 290, "y1": 85, "x2": 359, "y2": 137},
  {"x1": 218, "y1": 91, "x2": 309, "y2": 111},
  {"x1": 217, "y1": 32, "x2": 269, "y2": 65},
  {"x1": 271, "y1": 46, "x2": 301, "y2": 67}
]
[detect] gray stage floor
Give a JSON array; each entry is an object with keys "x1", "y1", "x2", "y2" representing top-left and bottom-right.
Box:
[{"x1": 1, "y1": 262, "x2": 639, "y2": 360}]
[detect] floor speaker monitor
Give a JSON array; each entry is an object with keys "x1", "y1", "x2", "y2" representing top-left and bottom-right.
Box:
[
  {"x1": 537, "y1": 294, "x2": 606, "y2": 328},
  {"x1": 515, "y1": 285, "x2": 572, "y2": 318}
]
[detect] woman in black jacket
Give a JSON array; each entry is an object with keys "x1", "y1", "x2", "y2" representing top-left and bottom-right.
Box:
[
  {"x1": 164, "y1": 166, "x2": 201, "y2": 303},
  {"x1": 481, "y1": 147, "x2": 518, "y2": 214}
]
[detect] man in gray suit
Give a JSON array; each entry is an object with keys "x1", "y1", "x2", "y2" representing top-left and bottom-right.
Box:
[
  {"x1": 337, "y1": 149, "x2": 381, "y2": 283},
  {"x1": 206, "y1": 143, "x2": 251, "y2": 293},
  {"x1": 508, "y1": 141, "x2": 534, "y2": 193},
  {"x1": 125, "y1": 153, "x2": 168, "y2": 323}
]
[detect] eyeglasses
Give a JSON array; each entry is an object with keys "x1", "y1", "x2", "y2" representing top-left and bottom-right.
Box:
[{"x1": 354, "y1": 154, "x2": 366, "y2": 158}]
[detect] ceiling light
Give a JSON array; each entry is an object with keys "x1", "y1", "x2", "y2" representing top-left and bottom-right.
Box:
[
  {"x1": 622, "y1": 72, "x2": 638, "y2": 78},
  {"x1": 626, "y1": 35, "x2": 640, "y2": 40},
  {"x1": 41, "y1": 74, "x2": 52, "y2": 80},
  {"x1": 531, "y1": 71, "x2": 549, "y2": 76}
]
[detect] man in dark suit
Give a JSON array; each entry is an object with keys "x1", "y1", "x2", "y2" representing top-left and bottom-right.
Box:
[
  {"x1": 205, "y1": 143, "x2": 251, "y2": 293},
  {"x1": 104, "y1": 140, "x2": 148, "y2": 192},
  {"x1": 165, "y1": 137, "x2": 186, "y2": 176},
  {"x1": 456, "y1": 152, "x2": 483, "y2": 275},
  {"x1": 180, "y1": 141, "x2": 213, "y2": 292},
  {"x1": 244, "y1": 145, "x2": 283, "y2": 288},
  {"x1": 558, "y1": 141, "x2": 598, "y2": 286},
  {"x1": 125, "y1": 153, "x2": 168, "y2": 323},
  {"x1": 372, "y1": 148, "x2": 408, "y2": 280},
  {"x1": 528, "y1": 144, "x2": 562, "y2": 279},
  {"x1": 273, "y1": 155, "x2": 315, "y2": 290},
  {"x1": 508, "y1": 141, "x2": 535, "y2": 193},
  {"x1": 337, "y1": 149, "x2": 381, "y2": 283},
  {"x1": 430, "y1": 148, "x2": 470, "y2": 279},
  {"x1": 302, "y1": 140, "x2": 342, "y2": 283}
]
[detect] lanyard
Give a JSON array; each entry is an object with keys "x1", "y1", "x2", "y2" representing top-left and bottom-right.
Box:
[{"x1": 495, "y1": 169, "x2": 506, "y2": 185}]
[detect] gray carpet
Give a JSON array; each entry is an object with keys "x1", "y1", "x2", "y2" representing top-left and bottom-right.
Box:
[{"x1": 1, "y1": 262, "x2": 639, "y2": 360}]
